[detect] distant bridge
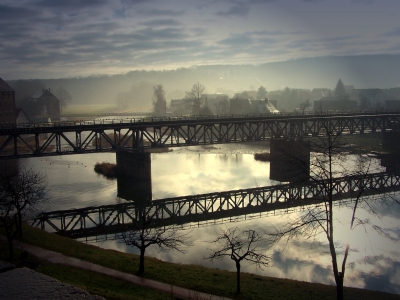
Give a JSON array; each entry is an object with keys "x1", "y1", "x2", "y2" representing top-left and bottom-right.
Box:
[
  {"x1": 32, "y1": 172, "x2": 400, "y2": 239},
  {"x1": 1, "y1": 112, "x2": 399, "y2": 158}
]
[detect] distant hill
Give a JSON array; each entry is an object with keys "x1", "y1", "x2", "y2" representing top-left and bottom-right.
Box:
[{"x1": 6, "y1": 54, "x2": 400, "y2": 110}]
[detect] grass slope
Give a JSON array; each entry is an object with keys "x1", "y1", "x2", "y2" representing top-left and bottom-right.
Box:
[{"x1": 1, "y1": 223, "x2": 400, "y2": 300}]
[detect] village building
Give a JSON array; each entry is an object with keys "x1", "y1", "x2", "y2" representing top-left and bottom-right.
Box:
[
  {"x1": 0, "y1": 78, "x2": 16, "y2": 126},
  {"x1": 311, "y1": 88, "x2": 332, "y2": 100},
  {"x1": 15, "y1": 108, "x2": 31, "y2": 125},
  {"x1": 19, "y1": 88, "x2": 61, "y2": 122},
  {"x1": 202, "y1": 94, "x2": 229, "y2": 114},
  {"x1": 230, "y1": 98, "x2": 279, "y2": 114},
  {"x1": 350, "y1": 88, "x2": 400, "y2": 109},
  {"x1": 314, "y1": 96, "x2": 357, "y2": 112},
  {"x1": 167, "y1": 99, "x2": 193, "y2": 115}
]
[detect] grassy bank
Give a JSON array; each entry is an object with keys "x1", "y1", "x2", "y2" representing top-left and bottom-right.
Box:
[{"x1": 1, "y1": 224, "x2": 400, "y2": 300}]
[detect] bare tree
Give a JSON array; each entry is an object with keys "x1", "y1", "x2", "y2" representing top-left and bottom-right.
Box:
[
  {"x1": 152, "y1": 84, "x2": 166, "y2": 116},
  {"x1": 270, "y1": 121, "x2": 398, "y2": 300},
  {"x1": 206, "y1": 227, "x2": 272, "y2": 294},
  {"x1": 0, "y1": 164, "x2": 48, "y2": 260},
  {"x1": 55, "y1": 86, "x2": 72, "y2": 112},
  {"x1": 119, "y1": 206, "x2": 193, "y2": 275},
  {"x1": 299, "y1": 99, "x2": 311, "y2": 115},
  {"x1": 185, "y1": 82, "x2": 205, "y2": 115}
]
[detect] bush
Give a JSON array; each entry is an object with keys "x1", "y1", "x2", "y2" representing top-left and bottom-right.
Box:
[
  {"x1": 254, "y1": 152, "x2": 270, "y2": 162},
  {"x1": 94, "y1": 162, "x2": 117, "y2": 179}
]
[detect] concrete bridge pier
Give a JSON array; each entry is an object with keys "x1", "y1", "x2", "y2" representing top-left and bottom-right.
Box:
[
  {"x1": 269, "y1": 139, "x2": 310, "y2": 183},
  {"x1": 381, "y1": 132, "x2": 400, "y2": 174},
  {"x1": 116, "y1": 151, "x2": 152, "y2": 204}
]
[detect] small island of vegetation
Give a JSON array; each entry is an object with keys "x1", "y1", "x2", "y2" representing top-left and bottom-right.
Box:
[
  {"x1": 254, "y1": 152, "x2": 270, "y2": 162},
  {"x1": 94, "y1": 162, "x2": 117, "y2": 179}
]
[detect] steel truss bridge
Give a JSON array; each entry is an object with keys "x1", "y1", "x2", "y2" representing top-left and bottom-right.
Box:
[
  {"x1": 32, "y1": 172, "x2": 400, "y2": 239},
  {"x1": 1, "y1": 112, "x2": 400, "y2": 158}
]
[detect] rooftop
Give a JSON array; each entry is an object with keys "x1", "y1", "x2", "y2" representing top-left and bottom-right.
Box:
[{"x1": 0, "y1": 78, "x2": 14, "y2": 92}]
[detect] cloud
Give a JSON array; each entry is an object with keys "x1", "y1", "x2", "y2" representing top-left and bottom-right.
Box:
[
  {"x1": 216, "y1": 3, "x2": 250, "y2": 17},
  {"x1": 357, "y1": 254, "x2": 400, "y2": 294},
  {"x1": 218, "y1": 34, "x2": 253, "y2": 47},
  {"x1": 136, "y1": 7, "x2": 186, "y2": 17},
  {"x1": 352, "y1": 0, "x2": 375, "y2": 3},
  {"x1": 141, "y1": 19, "x2": 182, "y2": 27},
  {"x1": 386, "y1": 27, "x2": 400, "y2": 37}
]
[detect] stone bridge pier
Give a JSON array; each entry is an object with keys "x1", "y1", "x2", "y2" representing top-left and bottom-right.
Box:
[
  {"x1": 269, "y1": 139, "x2": 310, "y2": 183},
  {"x1": 116, "y1": 151, "x2": 152, "y2": 204}
]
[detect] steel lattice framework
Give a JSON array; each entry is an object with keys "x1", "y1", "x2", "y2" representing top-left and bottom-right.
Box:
[
  {"x1": 32, "y1": 172, "x2": 400, "y2": 239},
  {"x1": 1, "y1": 112, "x2": 400, "y2": 158}
]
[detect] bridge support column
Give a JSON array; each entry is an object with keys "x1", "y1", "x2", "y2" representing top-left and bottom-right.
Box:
[
  {"x1": 116, "y1": 151, "x2": 152, "y2": 204},
  {"x1": 269, "y1": 139, "x2": 310, "y2": 183},
  {"x1": 381, "y1": 132, "x2": 400, "y2": 174}
]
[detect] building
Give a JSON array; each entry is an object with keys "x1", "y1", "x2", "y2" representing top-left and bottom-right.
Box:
[
  {"x1": 20, "y1": 88, "x2": 61, "y2": 122},
  {"x1": 0, "y1": 78, "x2": 16, "y2": 125},
  {"x1": 311, "y1": 88, "x2": 332, "y2": 100},
  {"x1": 350, "y1": 88, "x2": 400, "y2": 109},
  {"x1": 314, "y1": 96, "x2": 357, "y2": 112},
  {"x1": 15, "y1": 108, "x2": 31, "y2": 125},
  {"x1": 230, "y1": 98, "x2": 279, "y2": 114},
  {"x1": 167, "y1": 99, "x2": 193, "y2": 115},
  {"x1": 202, "y1": 94, "x2": 229, "y2": 114}
]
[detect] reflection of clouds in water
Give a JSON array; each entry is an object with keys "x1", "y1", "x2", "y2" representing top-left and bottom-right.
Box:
[
  {"x1": 152, "y1": 153, "x2": 272, "y2": 198},
  {"x1": 21, "y1": 147, "x2": 400, "y2": 294},
  {"x1": 92, "y1": 214, "x2": 400, "y2": 294},
  {"x1": 355, "y1": 255, "x2": 400, "y2": 294},
  {"x1": 270, "y1": 249, "x2": 334, "y2": 286}
]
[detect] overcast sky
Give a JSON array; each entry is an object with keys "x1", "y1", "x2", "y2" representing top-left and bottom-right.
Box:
[{"x1": 1, "y1": 0, "x2": 399, "y2": 80}]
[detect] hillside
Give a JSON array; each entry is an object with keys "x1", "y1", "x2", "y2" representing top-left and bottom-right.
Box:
[{"x1": 6, "y1": 54, "x2": 400, "y2": 111}]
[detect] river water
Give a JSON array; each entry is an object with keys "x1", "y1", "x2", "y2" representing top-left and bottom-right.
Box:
[{"x1": 19, "y1": 141, "x2": 400, "y2": 295}]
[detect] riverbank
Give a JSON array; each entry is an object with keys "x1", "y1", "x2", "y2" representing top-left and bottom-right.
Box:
[{"x1": 1, "y1": 223, "x2": 399, "y2": 300}]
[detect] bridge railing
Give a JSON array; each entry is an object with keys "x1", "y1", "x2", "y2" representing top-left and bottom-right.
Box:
[{"x1": 3, "y1": 109, "x2": 400, "y2": 130}]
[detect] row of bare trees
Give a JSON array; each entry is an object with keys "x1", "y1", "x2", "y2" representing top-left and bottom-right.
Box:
[
  {"x1": 118, "y1": 205, "x2": 271, "y2": 295},
  {"x1": 153, "y1": 82, "x2": 213, "y2": 116}
]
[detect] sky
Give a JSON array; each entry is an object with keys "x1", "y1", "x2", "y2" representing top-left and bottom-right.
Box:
[{"x1": 1, "y1": 0, "x2": 399, "y2": 80}]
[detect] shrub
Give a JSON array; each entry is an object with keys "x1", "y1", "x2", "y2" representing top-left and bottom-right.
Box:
[
  {"x1": 254, "y1": 152, "x2": 270, "y2": 162},
  {"x1": 94, "y1": 162, "x2": 117, "y2": 179}
]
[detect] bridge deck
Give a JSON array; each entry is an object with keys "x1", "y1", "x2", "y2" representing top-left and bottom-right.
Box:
[
  {"x1": 32, "y1": 172, "x2": 400, "y2": 239},
  {"x1": 1, "y1": 112, "x2": 399, "y2": 158}
]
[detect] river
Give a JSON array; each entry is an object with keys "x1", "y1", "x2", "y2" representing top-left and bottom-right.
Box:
[{"x1": 19, "y1": 141, "x2": 400, "y2": 295}]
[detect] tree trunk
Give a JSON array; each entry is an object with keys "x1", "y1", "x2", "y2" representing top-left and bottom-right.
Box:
[
  {"x1": 17, "y1": 212, "x2": 23, "y2": 237},
  {"x1": 138, "y1": 248, "x2": 145, "y2": 275},
  {"x1": 236, "y1": 261, "x2": 241, "y2": 294},
  {"x1": 335, "y1": 273, "x2": 344, "y2": 300}
]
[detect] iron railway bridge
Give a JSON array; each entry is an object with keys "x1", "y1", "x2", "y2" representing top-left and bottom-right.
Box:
[
  {"x1": 1, "y1": 112, "x2": 400, "y2": 158},
  {"x1": 32, "y1": 172, "x2": 400, "y2": 239}
]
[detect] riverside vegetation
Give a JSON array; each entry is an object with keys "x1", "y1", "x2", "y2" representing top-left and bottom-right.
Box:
[{"x1": 1, "y1": 223, "x2": 400, "y2": 300}]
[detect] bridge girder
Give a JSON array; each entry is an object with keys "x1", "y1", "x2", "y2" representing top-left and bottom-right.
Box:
[
  {"x1": 1, "y1": 113, "x2": 399, "y2": 158},
  {"x1": 31, "y1": 172, "x2": 400, "y2": 239}
]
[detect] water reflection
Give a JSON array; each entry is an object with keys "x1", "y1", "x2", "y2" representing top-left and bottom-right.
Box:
[{"x1": 19, "y1": 143, "x2": 400, "y2": 295}]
